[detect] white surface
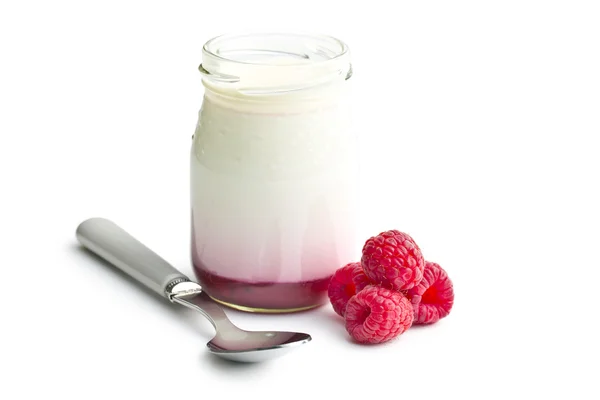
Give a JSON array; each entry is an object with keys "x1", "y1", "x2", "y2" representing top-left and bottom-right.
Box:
[{"x1": 1, "y1": 1, "x2": 599, "y2": 399}]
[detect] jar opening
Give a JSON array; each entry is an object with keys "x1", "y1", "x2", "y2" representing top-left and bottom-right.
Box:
[
  {"x1": 200, "y1": 32, "x2": 352, "y2": 97},
  {"x1": 203, "y1": 32, "x2": 349, "y2": 66}
]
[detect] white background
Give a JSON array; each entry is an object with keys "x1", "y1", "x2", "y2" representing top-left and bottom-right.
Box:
[{"x1": 1, "y1": 0, "x2": 599, "y2": 398}]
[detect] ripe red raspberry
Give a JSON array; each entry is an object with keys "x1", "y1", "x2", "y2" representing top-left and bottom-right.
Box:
[
  {"x1": 361, "y1": 230, "x2": 425, "y2": 291},
  {"x1": 344, "y1": 285, "x2": 414, "y2": 344},
  {"x1": 405, "y1": 261, "x2": 454, "y2": 325},
  {"x1": 328, "y1": 262, "x2": 371, "y2": 317}
]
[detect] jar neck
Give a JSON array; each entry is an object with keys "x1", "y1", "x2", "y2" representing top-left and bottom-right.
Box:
[{"x1": 199, "y1": 32, "x2": 351, "y2": 112}]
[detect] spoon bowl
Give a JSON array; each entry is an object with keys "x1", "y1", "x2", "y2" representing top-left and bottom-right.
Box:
[
  {"x1": 207, "y1": 332, "x2": 312, "y2": 362},
  {"x1": 172, "y1": 290, "x2": 311, "y2": 362}
]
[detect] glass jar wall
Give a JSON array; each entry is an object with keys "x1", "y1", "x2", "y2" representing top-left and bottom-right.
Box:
[{"x1": 191, "y1": 33, "x2": 356, "y2": 312}]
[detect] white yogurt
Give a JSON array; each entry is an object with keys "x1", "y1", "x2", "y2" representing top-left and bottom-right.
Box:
[{"x1": 190, "y1": 90, "x2": 357, "y2": 283}]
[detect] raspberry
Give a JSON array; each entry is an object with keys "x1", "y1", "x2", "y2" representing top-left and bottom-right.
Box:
[
  {"x1": 344, "y1": 285, "x2": 414, "y2": 344},
  {"x1": 405, "y1": 261, "x2": 454, "y2": 325},
  {"x1": 328, "y1": 262, "x2": 371, "y2": 316},
  {"x1": 361, "y1": 230, "x2": 425, "y2": 291}
]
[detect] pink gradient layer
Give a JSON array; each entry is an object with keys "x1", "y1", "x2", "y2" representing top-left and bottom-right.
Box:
[
  {"x1": 190, "y1": 191, "x2": 356, "y2": 283},
  {"x1": 190, "y1": 205, "x2": 355, "y2": 309}
]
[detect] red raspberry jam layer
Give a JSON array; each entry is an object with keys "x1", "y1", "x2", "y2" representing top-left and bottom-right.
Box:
[{"x1": 193, "y1": 265, "x2": 332, "y2": 312}]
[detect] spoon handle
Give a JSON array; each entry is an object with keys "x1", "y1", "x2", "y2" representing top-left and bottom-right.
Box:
[{"x1": 76, "y1": 218, "x2": 194, "y2": 298}]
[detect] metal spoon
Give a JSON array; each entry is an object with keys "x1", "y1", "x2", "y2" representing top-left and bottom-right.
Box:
[{"x1": 76, "y1": 218, "x2": 311, "y2": 363}]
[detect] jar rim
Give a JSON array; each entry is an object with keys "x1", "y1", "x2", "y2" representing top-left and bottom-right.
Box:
[
  {"x1": 199, "y1": 32, "x2": 352, "y2": 98},
  {"x1": 202, "y1": 32, "x2": 350, "y2": 67}
]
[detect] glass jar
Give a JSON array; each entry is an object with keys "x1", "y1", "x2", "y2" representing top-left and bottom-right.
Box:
[{"x1": 190, "y1": 33, "x2": 356, "y2": 312}]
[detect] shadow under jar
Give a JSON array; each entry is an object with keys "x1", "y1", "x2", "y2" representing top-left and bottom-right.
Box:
[{"x1": 190, "y1": 33, "x2": 357, "y2": 313}]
